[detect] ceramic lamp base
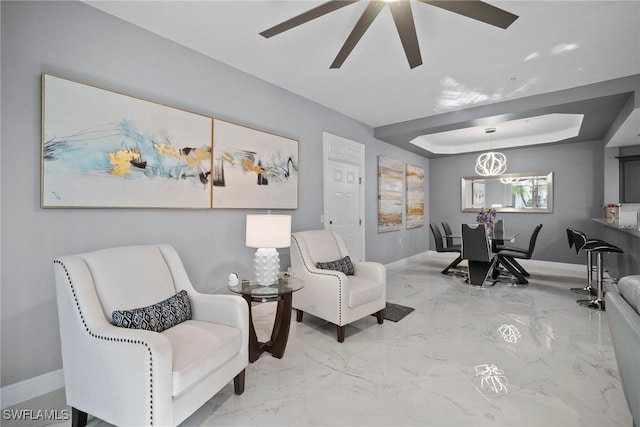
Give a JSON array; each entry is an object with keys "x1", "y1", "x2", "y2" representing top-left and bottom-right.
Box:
[{"x1": 253, "y1": 248, "x2": 280, "y2": 286}]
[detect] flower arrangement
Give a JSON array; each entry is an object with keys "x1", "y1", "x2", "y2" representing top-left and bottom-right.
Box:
[
  {"x1": 476, "y1": 207, "x2": 497, "y2": 231},
  {"x1": 605, "y1": 203, "x2": 621, "y2": 208}
]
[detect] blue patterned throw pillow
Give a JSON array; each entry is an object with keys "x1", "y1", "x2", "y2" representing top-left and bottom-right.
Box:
[
  {"x1": 112, "y1": 290, "x2": 192, "y2": 332},
  {"x1": 316, "y1": 256, "x2": 355, "y2": 276}
]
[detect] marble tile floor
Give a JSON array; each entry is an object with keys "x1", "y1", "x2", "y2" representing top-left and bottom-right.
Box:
[{"x1": 5, "y1": 254, "x2": 633, "y2": 426}]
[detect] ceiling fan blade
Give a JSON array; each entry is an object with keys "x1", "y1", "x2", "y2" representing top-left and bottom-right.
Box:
[
  {"x1": 419, "y1": 0, "x2": 518, "y2": 29},
  {"x1": 331, "y1": 1, "x2": 385, "y2": 69},
  {"x1": 389, "y1": 1, "x2": 423, "y2": 69},
  {"x1": 260, "y1": 0, "x2": 359, "y2": 38}
]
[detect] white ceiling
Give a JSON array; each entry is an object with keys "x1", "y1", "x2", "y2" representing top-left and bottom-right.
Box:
[
  {"x1": 411, "y1": 113, "x2": 584, "y2": 154},
  {"x1": 86, "y1": 0, "x2": 640, "y2": 154}
]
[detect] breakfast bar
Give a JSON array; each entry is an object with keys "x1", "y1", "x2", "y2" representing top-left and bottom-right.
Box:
[
  {"x1": 592, "y1": 217, "x2": 640, "y2": 280},
  {"x1": 592, "y1": 218, "x2": 640, "y2": 238}
]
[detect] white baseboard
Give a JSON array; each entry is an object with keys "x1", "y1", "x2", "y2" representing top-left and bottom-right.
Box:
[
  {"x1": 389, "y1": 250, "x2": 586, "y2": 277},
  {"x1": 517, "y1": 258, "x2": 585, "y2": 274},
  {"x1": 1, "y1": 369, "x2": 64, "y2": 409}
]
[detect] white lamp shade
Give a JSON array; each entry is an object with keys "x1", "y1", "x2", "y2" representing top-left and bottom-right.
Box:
[{"x1": 245, "y1": 215, "x2": 291, "y2": 249}]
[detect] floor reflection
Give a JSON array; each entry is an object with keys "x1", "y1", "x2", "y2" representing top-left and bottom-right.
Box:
[{"x1": 7, "y1": 254, "x2": 632, "y2": 427}]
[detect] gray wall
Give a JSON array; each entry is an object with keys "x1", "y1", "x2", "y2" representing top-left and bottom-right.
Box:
[
  {"x1": 1, "y1": 1, "x2": 429, "y2": 387},
  {"x1": 429, "y1": 140, "x2": 639, "y2": 273}
]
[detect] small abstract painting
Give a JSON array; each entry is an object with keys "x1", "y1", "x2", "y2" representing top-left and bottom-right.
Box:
[
  {"x1": 472, "y1": 181, "x2": 486, "y2": 206},
  {"x1": 212, "y1": 119, "x2": 298, "y2": 209},
  {"x1": 378, "y1": 156, "x2": 403, "y2": 232},
  {"x1": 406, "y1": 164, "x2": 424, "y2": 229},
  {"x1": 42, "y1": 74, "x2": 212, "y2": 208}
]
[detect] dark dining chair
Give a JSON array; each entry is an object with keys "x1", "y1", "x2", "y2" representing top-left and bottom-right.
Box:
[
  {"x1": 491, "y1": 219, "x2": 505, "y2": 252},
  {"x1": 495, "y1": 224, "x2": 543, "y2": 285},
  {"x1": 430, "y1": 223, "x2": 463, "y2": 275},
  {"x1": 493, "y1": 220, "x2": 529, "y2": 255},
  {"x1": 441, "y1": 221, "x2": 454, "y2": 248},
  {"x1": 461, "y1": 223, "x2": 497, "y2": 287}
]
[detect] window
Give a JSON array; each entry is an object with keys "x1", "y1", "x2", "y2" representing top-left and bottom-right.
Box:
[
  {"x1": 510, "y1": 177, "x2": 548, "y2": 209},
  {"x1": 619, "y1": 156, "x2": 640, "y2": 203}
]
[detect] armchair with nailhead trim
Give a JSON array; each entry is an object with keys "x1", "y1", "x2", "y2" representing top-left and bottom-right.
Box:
[
  {"x1": 54, "y1": 244, "x2": 249, "y2": 427},
  {"x1": 290, "y1": 230, "x2": 386, "y2": 342}
]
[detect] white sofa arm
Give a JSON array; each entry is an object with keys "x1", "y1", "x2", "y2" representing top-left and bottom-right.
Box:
[{"x1": 606, "y1": 291, "x2": 640, "y2": 424}]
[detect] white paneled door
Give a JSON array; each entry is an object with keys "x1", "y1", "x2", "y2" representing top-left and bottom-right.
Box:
[{"x1": 323, "y1": 133, "x2": 365, "y2": 261}]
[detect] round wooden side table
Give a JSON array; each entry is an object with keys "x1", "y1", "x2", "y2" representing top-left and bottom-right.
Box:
[{"x1": 228, "y1": 276, "x2": 303, "y2": 362}]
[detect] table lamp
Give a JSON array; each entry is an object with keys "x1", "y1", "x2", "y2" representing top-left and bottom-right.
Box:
[{"x1": 245, "y1": 214, "x2": 291, "y2": 286}]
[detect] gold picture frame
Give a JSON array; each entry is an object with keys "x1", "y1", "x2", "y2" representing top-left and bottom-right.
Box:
[{"x1": 41, "y1": 73, "x2": 299, "y2": 209}]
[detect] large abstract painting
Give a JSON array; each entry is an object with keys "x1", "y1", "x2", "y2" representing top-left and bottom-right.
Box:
[
  {"x1": 378, "y1": 156, "x2": 403, "y2": 232},
  {"x1": 42, "y1": 74, "x2": 213, "y2": 208},
  {"x1": 212, "y1": 119, "x2": 298, "y2": 209},
  {"x1": 406, "y1": 164, "x2": 424, "y2": 229}
]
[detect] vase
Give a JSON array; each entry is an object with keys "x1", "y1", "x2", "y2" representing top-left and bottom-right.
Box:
[
  {"x1": 478, "y1": 222, "x2": 494, "y2": 235},
  {"x1": 604, "y1": 206, "x2": 619, "y2": 223}
]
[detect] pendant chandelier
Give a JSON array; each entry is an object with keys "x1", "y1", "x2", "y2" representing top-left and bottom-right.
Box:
[{"x1": 475, "y1": 128, "x2": 507, "y2": 176}]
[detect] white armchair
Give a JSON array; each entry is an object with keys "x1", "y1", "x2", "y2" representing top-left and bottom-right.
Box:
[
  {"x1": 53, "y1": 244, "x2": 249, "y2": 427},
  {"x1": 290, "y1": 230, "x2": 386, "y2": 342}
]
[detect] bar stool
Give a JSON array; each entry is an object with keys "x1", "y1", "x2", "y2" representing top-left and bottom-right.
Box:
[
  {"x1": 566, "y1": 227, "x2": 574, "y2": 250},
  {"x1": 568, "y1": 229, "x2": 608, "y2": 296},
  {"x1": 576, "y1": 241, "x2": 624, "y2": 311}
]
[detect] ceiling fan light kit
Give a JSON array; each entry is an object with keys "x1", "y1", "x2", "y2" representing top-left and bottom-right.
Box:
[{"x1": 260, "y1": 0, "x2": 518, "y2": 69}]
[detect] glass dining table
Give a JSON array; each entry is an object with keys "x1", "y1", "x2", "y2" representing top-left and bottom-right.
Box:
[{"x1": 445, "y1": 230, "x2": 528, "y2": 285}]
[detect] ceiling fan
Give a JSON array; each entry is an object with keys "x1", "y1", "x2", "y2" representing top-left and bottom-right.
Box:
[{"x1": 260, "y1": 0, "x2": 518, "y2": 69}]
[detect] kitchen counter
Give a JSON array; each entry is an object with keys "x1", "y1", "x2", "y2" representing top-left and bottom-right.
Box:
[{"x1": 592, "y1": 218, "x2": 640, "y2": 238}]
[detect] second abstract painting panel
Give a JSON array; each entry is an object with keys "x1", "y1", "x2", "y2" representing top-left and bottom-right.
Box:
[
  {"x1": 406, "y1": 165, "x2": 425, "y2": 229},
  {"x1": 212, "y1": 119, "x2": 298, "y2": 209},
  {"x1": 378, "y1": 156, "x2": 403, "y2": 232}
]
